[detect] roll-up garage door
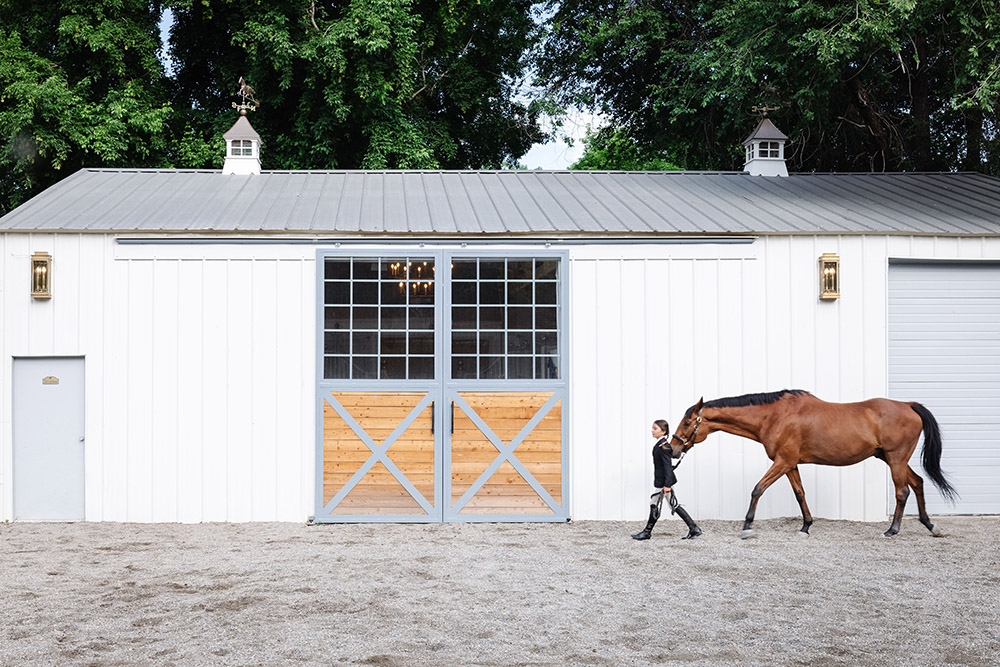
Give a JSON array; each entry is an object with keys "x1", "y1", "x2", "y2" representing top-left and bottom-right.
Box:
[{"x1": 888, "y1": 262, "x2": 1000, "y2": 515}]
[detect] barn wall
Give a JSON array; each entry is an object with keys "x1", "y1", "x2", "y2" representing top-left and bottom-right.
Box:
[
  {"x1": 568, "y1": 235, "x2": 1000, "y2": 522},
  {"x1": 5, "y1": 233, "x2": 1000, "y2": 522},
  {"x1": 1, "y1": 235, "x2": 316, "y2": 522}
]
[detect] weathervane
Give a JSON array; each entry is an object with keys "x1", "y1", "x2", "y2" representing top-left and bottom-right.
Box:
[
  {"x1": 232, "y1": 76, "x2": 259, "y2": 115},
  {"x1": 751, "y1": 105, "x2": 781, "y2": 117}
]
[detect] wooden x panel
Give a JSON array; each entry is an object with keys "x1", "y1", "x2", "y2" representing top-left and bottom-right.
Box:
[
  {"x1": 451, "y1": 392, "x2": 561, "y2": 516},
  {"x1": 323, "y1": 391, "x2": 434, "y2": 516}
]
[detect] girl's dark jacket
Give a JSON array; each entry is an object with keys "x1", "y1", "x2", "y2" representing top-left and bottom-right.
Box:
[{"x1": 653, "y1": 437, "x2": 678, "y2": 488}]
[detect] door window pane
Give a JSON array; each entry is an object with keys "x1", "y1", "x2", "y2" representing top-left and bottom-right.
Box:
[
  {"x1": 353, "y1": 259, "x2": 380, "y2": 280},
  {"x1": 479, "y1": 282, "x2": 504, "y2": 305},
  {"x1": 409, "y1": 332, "x2": 434, "y2": 355},
  {"x1": 409, "y1": 357, "x2": 434, "y2": 379},
  {"x1": 325, "y1": 282, "x2": 349, "y2": 304},
  {"x1": 480, "y1": 307, "x2": 505, "y2": 329},
  {"x1": 452, "y1": 307, "x2": 476, "y2": 329},
  {"x1": 324, "y1": 356, "x2": 349, "y2": 378},
  {"x1": 411, "y1": 308, "x2": 434, "y2": 330},
  {"x1": 380, "y1": 357, "x2": 406, "y2": 379},
  {"x1": 508, "y1": 281, "x2": 532, "y2": 304},
  {"x1": 452, "y1": 260, "x2": 476, "y2": 280},
  {"x1": 452, "y1": 332, "x2": 477, "y2": 354},
  {"x1": 508, "y1": 356, "x2": 533, "y2": 379},
  {"x1": 479, "y1": 332, "x2": 504, "y2": 355},
  {"x1": 381, "y1": 307, "x2": 407, "y2": 329},
  {"x1": 452, "y1": 357, "x2": 476, "y2": 378},
  {"x1": 453, "y1": 282, "x2": 477, "y2": 304},
  {"x1": 353, "y1": 357, "x2": 377, "y2": 379},
  {"x1": 353, "y1": 282, "x2": 377, "y2": 304},
  {"x1": 353, "y1": 307, "x2": 378, "y2": 330},
  {"x1": 325, "y1": 307, "x2": 349, "y2": 330},
  {"x1": 325, "y1": 332, "x2": 349, "y2": 355},
  {"x1": 507, "y1": 260, "x2": 533, "y2": 280},
  {"x1": 380, "y1": 332, "x2": 407, "y2": 355},
  {"x1": 479, "y1": 261, "x2": 504, "y2": 280},
  {"x1": 353, "y1": 332, "x2": 378, "y2": 354},
  {"x1": 535, "y1": 282, "x2": 557, "y2": 305},
  {"x1": 325, "y1": 260, "x2": 350, "y2": 280}
]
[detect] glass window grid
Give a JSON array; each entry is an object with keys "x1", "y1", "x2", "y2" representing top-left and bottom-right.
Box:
[
  {"x1": 450, "y1": 258, "x2": 560, "y2": 380},
  {"x1": 323, "y1": 256, "x2": 436, "y2": 380}
]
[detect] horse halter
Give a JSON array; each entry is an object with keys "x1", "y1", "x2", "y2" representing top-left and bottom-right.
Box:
[{"x1": 671, "y1": 408, "x2": 704, "y2": 453}]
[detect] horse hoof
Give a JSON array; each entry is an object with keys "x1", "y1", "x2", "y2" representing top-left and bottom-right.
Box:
[
  {"x1": 931, "y1": 525, "x2": 943, "y2": 537},
  {"x1": 795, "y1": 530, "x2": 809, "y2": 539},
  {"x1": 739, "y1": 529, "x2": 754, "y2": 540},
  {"x1": 881, "y1": 531, "x2": 896, "y2": 538}
]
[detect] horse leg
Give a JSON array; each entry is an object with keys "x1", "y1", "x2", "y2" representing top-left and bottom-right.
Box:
[
  {"x1": 907, "y1": 465, "x2": 942, "y2": 537},
  {"x1": 741, "y1": 460, "x2": 792, "y2": 539},
  {"x1": 785, "y1": 467, "x2": 813, "y2": 536},
  {"x1": 884, "y1": 463, "x2": 910, "y2": 537}
]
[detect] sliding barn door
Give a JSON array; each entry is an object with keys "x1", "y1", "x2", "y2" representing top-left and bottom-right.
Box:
[{"x1": 316, "y1": 252, "x2": 567, "y2": 522}]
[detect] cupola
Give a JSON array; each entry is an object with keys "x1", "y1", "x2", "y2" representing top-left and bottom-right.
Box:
[
  {"x1": 222, "y1": 112, "x2": 261, "y2": 175},
  {"x1": 742, "y1": 118, "x2": 789, "y2": 177}
]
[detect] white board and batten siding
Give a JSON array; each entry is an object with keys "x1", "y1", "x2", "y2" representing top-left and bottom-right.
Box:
[
  {"x1": 1, "y1": 235, "x2": 316, "y2": 522},
  {"x1": 569, "y1": 235, "x2": 1000, "y2": 522},
  {"x1": 5, "y1": 233, "x2": 1000, "y2": 522}
]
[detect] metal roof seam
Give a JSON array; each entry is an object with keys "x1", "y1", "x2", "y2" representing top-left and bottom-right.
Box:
[
  {"x1": 577, "y1": 173, "x2": 654, "y2": 233},
  {"x1": 535, "y1": 173, "x2": 606, "y2": 232}
]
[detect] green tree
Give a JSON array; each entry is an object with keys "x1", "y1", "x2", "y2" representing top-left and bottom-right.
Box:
[
  {"x1": 0, "y1": 0, "x2": 171, "y2": 214},
  {"x1": 535, "y1": 0, "x2": 1000, "y2": 174},
  {"x1": 571, "y1": 126, "x2": 680, "y2": 170},
  {"x1": 165, "y1": 0, "x2": 544, "y2": 170}
]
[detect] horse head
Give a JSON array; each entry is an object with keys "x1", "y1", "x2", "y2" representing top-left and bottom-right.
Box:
[{"x1": 670, "y1": 397, "x2": 705, "y2": 457}]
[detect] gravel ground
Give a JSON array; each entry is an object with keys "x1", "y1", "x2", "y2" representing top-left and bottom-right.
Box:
[{"x1": 1, "y1": 516, "x2": 998, "y2": 666}]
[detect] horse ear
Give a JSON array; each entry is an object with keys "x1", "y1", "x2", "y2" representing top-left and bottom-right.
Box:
[{"x1": 695, "y1": 397, "x2": 704, "y2": 411}]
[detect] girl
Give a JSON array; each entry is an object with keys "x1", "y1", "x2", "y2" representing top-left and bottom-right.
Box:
[{"x1": 631, "y1": 419, "x2": 702, "y2": 540}]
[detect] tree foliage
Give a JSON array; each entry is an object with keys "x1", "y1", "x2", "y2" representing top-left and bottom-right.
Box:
[
  {"x1": 571, "y1": 126, "x2": 680, "y2": 170},
  {"x1": 165, "y1": 0, "x2": 543, "y2": 171},
  {"x1": 536, "y1": 0, "x2": 1000, "y2": 174},
  {"x1": 0, "y1": 0, "x2": 171, "y2": 213}
]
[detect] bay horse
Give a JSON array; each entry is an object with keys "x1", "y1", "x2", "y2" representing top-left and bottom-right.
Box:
[{"x1": 668, "y1": 390, "x2": 957, "y2": 538}]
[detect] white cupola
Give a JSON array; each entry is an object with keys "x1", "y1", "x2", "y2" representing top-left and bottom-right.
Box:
[
  {"x1": 742, "y1": 118, "x2": 789, "y2": 177},
  {"x1": 222, "y1": 112, "x2": 261, "y2": 175}
]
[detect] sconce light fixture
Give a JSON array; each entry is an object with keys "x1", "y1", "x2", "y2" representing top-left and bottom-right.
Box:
[
  {"x1": 30, "y1": 252, "x2": 52, "y2": 299},
  {"x1": 819, "y1": 253, "x2": 839, "y2": 300}
]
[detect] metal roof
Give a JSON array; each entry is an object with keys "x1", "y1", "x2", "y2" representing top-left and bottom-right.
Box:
[{"x1": 3, "y1": 168, "x2": 1000, "y2": 236}]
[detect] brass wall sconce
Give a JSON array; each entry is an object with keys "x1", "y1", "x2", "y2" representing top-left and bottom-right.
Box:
[
  {"x1": 30, "y1": 252, "x2": 52, "y2": 299},
  {"x1": 819, "y1": 253, "x2": 839, "y2": 300}
]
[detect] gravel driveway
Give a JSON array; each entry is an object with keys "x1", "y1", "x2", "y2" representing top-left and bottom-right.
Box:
[{"x1": 2, "y1": 517, "x2": 998, "y2": 666}]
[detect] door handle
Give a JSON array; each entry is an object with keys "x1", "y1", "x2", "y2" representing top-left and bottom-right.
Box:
[
  {"x1": 431, "y1": 400, "x2": 435, "y2": 435},
  {"x1": 79, "y1": 436, "x2": 85, "y2": 442},
  {"x1": 450, "y1": 401, "x2": 455, "y2": 435}
]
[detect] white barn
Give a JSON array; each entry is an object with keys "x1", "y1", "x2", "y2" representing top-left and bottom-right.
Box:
[{"x1": 3, "y1": 118, "x2": 999, "y2": 524}]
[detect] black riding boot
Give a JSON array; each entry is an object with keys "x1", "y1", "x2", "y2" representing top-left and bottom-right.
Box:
[
  {"x1": 631, "y1": 507, "x2": 658, "y2": 540},
  {"x1": 675, "y1": 506, "x2": 702, "y2": 540}
]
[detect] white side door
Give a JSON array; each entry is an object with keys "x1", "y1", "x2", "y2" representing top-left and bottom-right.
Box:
[{"x1": 13, "y1": 357, "x2": 86, "y2": 520}]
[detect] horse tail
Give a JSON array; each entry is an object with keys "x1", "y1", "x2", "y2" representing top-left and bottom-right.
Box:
[{"x1": 910, "y1": 402, "x2": 958, "y2": 503}]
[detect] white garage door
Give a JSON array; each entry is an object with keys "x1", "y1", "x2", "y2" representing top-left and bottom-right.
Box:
[{"x1": 888, "y1": 262, "x2": 1000, "y2": 515}]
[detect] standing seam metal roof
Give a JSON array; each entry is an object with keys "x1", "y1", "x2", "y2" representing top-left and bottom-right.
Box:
[{"x1": 3, "y1": 168, "x2": 1000, "y2": 236}]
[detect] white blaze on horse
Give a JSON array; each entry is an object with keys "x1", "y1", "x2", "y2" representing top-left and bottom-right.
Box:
[{"x1": 669, "y1": 390, "x2": 957, "y2": 538}]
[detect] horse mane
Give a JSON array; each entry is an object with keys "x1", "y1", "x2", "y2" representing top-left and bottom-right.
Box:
[{"x1": 684, "y1": 389, "x2": 811, "y2": 419}]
